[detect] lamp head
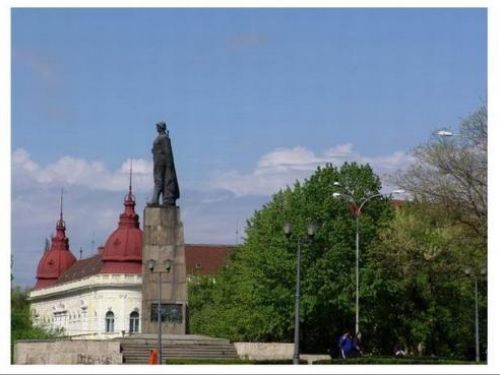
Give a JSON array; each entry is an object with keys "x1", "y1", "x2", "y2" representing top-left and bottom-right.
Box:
[
  {"x1": 283, "y1": 222, "x2": 292, "y2": 238},
  {"x1": 147, "y1": 259, "x2": 156, "y2": 272},
  {"x1": 434, "y1": 129, "x2": 454, "y2": 137},
  {"x1": 165, "y1": 259, "x2": 173, "y2": 273},
  {"x1": 307, "y1": 223, "x2": 316, "y2": 239}
]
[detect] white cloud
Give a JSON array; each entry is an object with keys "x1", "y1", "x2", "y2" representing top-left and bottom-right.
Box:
[
  {"x1": 12, "y1": 148, "x2": 38, "y2": 172},
  {"x1": 12, "y1": 148, "x2": 153, "y2": 192},
  {"x1": 209, "y1": 144, "x2": 414, "y2": 196},
  {"x1": 257, "y1": 146, "x2": 320, "y2": 169},
  {"x1": 13, "y1": 145, "x2": 413, "y2": 199}
]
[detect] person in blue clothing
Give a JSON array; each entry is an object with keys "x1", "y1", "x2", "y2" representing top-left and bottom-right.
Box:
[{"x1": 339, "y1": 331, "x2": 353, "y2": 359}]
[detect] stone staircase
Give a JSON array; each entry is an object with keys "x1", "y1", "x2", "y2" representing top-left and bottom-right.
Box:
[{"x1": 119, "y1": 334, "x2": 239, "y2": 364}]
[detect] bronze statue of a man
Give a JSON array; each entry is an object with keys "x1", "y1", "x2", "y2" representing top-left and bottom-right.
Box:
[{"x1": 148, "y1": 121, "x2": 180, "y2": 206}]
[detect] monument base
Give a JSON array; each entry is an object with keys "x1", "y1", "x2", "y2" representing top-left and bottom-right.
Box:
[{"x1": 141, "y1": 206, "x2": 187, "y2": 335}]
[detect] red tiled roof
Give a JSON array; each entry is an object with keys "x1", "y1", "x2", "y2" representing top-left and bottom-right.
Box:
[
  {"x1": 185, "y1": 244, "x2": 234, "y2": 276},
  {"x1": 55, "y1": 254, "x2": 102, "y2": 285},
  {"x1": 50, "y1": 244, "x2": 234, "y2": 286}
]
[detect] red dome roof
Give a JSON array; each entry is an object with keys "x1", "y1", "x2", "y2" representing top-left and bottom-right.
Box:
[
  {"x1": 35, "y1": 207, "x2": 77, "y2": 289},
  {"x1": 100, "y1": 183, "x2": 143, "y2": 274}
]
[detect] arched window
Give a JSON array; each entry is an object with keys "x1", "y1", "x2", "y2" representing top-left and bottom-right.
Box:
[
  {"x1": 129, "y1": 311, "x2": 139, "y2": 333},
  {"x1": 105, "y1": 311, "x2": 115, "y2": 333}
]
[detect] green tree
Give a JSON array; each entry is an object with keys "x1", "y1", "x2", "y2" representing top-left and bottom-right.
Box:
[
  {"x1": 189, "y1": 163, "x2": 394, "y2": 352},
  {"x1": 364, "y1": 203, "x2": 486, "y2": 359},
  {"x1": 395, "y1": 105, "x2": 487, "y2": 252},
  {"x1": 11, "y1": 286, "x2": 63, "y2": 362},
  {"x1": 386, "y1": 105, "x2": 487, "y2": 360}
]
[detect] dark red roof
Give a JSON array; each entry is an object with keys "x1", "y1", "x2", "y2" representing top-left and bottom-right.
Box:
[
  {"x1": 185, "y1": 244, "x2": 233, "y2": 276},
  {"x1": 41, "y1": 244, "x2": 234, "y2": 287},
  {"x1": 56, "y1": 254, "x2": 103, "y2": 285}
]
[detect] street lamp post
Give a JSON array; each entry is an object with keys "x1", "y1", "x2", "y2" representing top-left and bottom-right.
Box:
[
  {"x1": 333, "y1": 184, "x2": 404, "y2": 336},
  {"x1": 148, "y1": 258, "x2": 173, "y2": 365},
  {"x1": 464, "y1": 266, "x2": 486, "y2": 363},
  {"x1": 283, "y1": 222, "x2": 316, "y2": 365}
]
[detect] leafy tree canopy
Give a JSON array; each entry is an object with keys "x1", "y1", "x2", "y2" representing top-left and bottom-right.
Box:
[
  {"x1": 395, "y1": 105, "x2": 487, "y2": 247},
  {"x1": 189, "y1": 162, "x2": 394, "y2": 352},
  {"x1": 365, "y1": 202, "x2": 486, "y2": 359}
]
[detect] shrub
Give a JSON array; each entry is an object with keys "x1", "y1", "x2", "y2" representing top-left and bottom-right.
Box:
[
  {"x1": 312, "y1": 356, "x2": 477, "y2": 365},
  {"x1": 165, "y1": 358, "x2": 308, "y2": 365}
]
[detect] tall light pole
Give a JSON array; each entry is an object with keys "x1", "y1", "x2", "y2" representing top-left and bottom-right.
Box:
[
  {"x1": 148, "y1": 258, "x2": 173, "y2": 365},
  {"x1": 464, "y1": 265, "x2": 486, "y2": 363},
  {"x1": 283, "y1": 222, "x2": 316, "y2": 365},
  {"x1": 333, "y1": 184, "x2": 404, "y2": 336}
]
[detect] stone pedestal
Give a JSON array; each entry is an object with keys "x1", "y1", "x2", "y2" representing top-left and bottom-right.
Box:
[{"x1": 141, "y1": 206, "x2": 187, "y2": 335}]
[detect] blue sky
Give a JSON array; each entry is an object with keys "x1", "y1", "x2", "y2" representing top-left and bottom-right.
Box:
[{"x1": 11, "y1": 8, "x2": 486, "y2": 287}]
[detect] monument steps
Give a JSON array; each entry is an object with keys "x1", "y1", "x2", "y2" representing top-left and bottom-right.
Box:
[{"x1": 120, "y1": 336, "x2": 239, "y2": 363}]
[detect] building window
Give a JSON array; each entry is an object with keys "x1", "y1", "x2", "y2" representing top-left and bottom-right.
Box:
[
  {"x1": 129, "y1": 311, "x2": 139, "y2": 333},
  {"x1": 105, "y1": 311, "x2": 115, "y2": 333}
]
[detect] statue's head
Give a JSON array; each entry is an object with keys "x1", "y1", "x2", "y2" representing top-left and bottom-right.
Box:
[{"x1": 156, "y1": 121, "x2": 167, "y2": 133}]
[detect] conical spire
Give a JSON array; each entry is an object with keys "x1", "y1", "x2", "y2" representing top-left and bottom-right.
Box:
[
  {"x1": 55, "y1": 188, "x2": 66, "y2": 239},
  {"x1": 60, "y1": 188, "x2": 63, "y2": 219},
  {"x1": 129, "y1": 160, "x2": 133, "y2": 196},
  {"x1": 120, "y1": 160, "x2": 138, "y2": 227}
]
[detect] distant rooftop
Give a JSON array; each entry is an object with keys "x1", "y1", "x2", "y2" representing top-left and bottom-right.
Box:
[{"x1": 49, "y1": 244, "x2": 234, "y2": 287}]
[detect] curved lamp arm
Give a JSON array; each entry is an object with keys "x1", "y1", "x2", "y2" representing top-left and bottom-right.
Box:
[{"x1": 357, "y1": 193, "x2": 383, "y2": 214}]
